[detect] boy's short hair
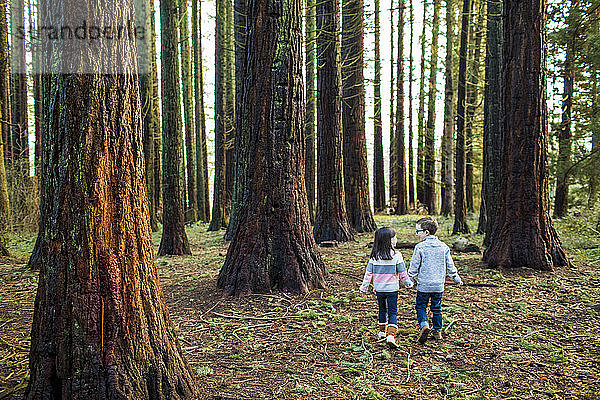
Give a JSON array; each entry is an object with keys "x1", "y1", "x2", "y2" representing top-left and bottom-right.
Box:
[{"x1": 417, "y1": 217, "x2": 438, "y2": 235}]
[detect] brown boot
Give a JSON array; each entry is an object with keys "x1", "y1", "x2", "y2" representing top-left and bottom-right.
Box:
[
  {"x1": 431, "y1": 331, "x2": 443, "y2": 340},
  {"x1": 386, "y1": 325, "x2": 398, "y2": 349},
  {"x1": 417, "y1": 324, "x2": 430, "y2": 344},
  {"x1": 378, "y1": 323, "x2": 387, "y2": 340}
]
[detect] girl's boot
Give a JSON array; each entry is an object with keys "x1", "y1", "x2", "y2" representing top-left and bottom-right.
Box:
[
  {"x1": 378, "y1": 323, "x2": 387, "y2": 340},
  {"x1": 386, "y1": 325, "x2": 398, "y2": 349}
]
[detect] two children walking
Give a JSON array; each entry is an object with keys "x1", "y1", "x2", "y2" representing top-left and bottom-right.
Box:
[{"x1": 360, "y1": 217, "x2": 462, "y2": 348}]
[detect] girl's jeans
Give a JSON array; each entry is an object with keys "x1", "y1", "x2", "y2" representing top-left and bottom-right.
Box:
[
  {"x1": 416, "y1": 291, "x2": 443, "y2": 331},
  {"x1": 376, "y1": 291, "x2": 398, "y2": 326}
]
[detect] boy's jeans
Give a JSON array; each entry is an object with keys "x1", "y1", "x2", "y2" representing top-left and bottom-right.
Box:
[
  {"x1": 376, "y1": 291, "x2": 398, "y2": 326},
  {"x1": 416, "y1": 291, "x2": 443, "y2": 331}
]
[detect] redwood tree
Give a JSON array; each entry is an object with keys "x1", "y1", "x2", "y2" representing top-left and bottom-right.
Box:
[
  {"x1": 342, "y1": 0, "x2": 376, "y2": 231},
  {"x1": 10, "y1": 0, "x2": 28, "y2": 177},
  {"x1": 373, "y1": 0, "x2": 386, "y2": 212},
  {"x1": 314, "y1": 0, "x2": 354, "y2": 243},
  {"x1": 306, "y1": 0, "x2": 317, "y2": 219},
  {"x1": 441, "y1": 0, "x2": 454, "y2": 216},
  {"x1": 25, "y1": 1, "x2": 198, "y2": 397},
  {"x1": 218, "y1": 0, "x2": 327, "y2": 295},
  {"x1": 416, "y1": 0, "x2": 428, "y2": 204},
  {"x1": 394, "y1": 0, "x2": 408, "y2": 215},
  {"x1": 159, "y1": 0, "x2": 192, "y2": 255},
  {"x1": 483, "y1": 0, "x2": 569, "y2": 270}
]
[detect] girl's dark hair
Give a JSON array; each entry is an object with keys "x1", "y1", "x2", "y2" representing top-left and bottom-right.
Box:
[{"x1": 370, "y1": 227, "x2": 396, "y2": 260}]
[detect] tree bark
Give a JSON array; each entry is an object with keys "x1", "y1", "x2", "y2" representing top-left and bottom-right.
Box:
[
  {"x1": 416, "y1": 0, "x2": 428, "y2": 205},
  {"x1": 441, "y1": 0, "x2": 454, "y2": 216},
  {"x1": 408, "y1": 0, "x2": 415, "y2": 208},
  {"x1": 10, "y1": 0, "x2": 28, "y2": 178},
  {"x1": 478, "y1": 0, "x2": 503, "y2": 243},
  {"x1": 394, "y1": 0, "x2": 408, "y2": 215},
  {"x1": 0, "y1": 0, "x2": 11, "y2": 175},
  {"x1": 423, "y1": 0, "x2": 441, "y2": 214},
  {"x1": 314, "y1": 0, "x2": 354, "y2": 243},
  {"x1": 306, "y1": 0, "x2": 317, "y2": 220},
  {"x1": 159, "y1": 0, "x2": 192, "y2": 255},
  {"x1": 452, "y1": 0, "x2": 470, "y2": 235},
  {"x1": 192, "y1": 0, "x2": 209, "y2": 222},
  {"x1": 218, "y1": 0, "x2": 327, "y2": 296},
  {"x1": 483, "y1": 0, "x2": 569, "y2": 271},
  {"x1": 224, "y1": 0, "x2": 235, "y2": 224},
  {"x1": 0, "y1": 97, "x2": 8, "y2": 228},
  {"x1": 589, "y1": 70, "x2": 599, "y2": 208},
  {"x1": 342, "y1": 0, "x2": 377, "y2": 231},
  {"x1": 25, "y1": 1, "x2": 198, "y2": 396},
  {"x1": 389, "y1": 0, "x2": 396, "y2": 202},
  {"x1": 373, "y1": 0, "x2": 386, "y2": 212}
]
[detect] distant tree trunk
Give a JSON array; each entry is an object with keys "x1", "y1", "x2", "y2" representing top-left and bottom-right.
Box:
[
  {"x1": 306, "y1": 0, "x2": 317, "y2": 219},
  {"x1": 423, "y1": 0, "x2": 440, "y2": 214},
  {"x1": 441, "y1": 0, "x2": 454, "y2": 216},
  {"x1": 589, "y1": 71, "x2": 599, "y2": 208},
  {"x1": 136, "y1": 0, "x2": 160, "y2": 232},
  {"x1": 0, "y1": 0, "x2": 11, "y2": 172},
  {"x1": 374, "y1": 0, "x2": 386, "y2": 212},
  {"x1": 452, "y1": 0, "x2": 470, "y2": 235},
  {"x1": 180, "y1": 0, "x2": 198, "y2": 223},
  {"x1": 416, "y1": 0, "x2": 427, "y2": 205},
  {"x1": 342, "y1": 0, "x2": 376, "y2": 231},
  {"x1": 408, "y1": 0, "x2": 415, "y2": 208},
  {"x1": 10, "y1": 0, "x2": 28, "y2": 177},
  {"x1": 394, "y1": 0, "x2": 408, "y2": 215},
  {"x1": 209, "y1": 0, "x2": 228, "y2": 231},
  {"x1": 0, "y1": 104, "x2": 8, "y2": 228},
  {"x1": 218, "y1": 0, "x2": 327, "y2": 296},
  {"x1": 0, "y1": 3, "x2": 9, "y2": 229},
  {"x1": 483, "y1": 0, "x2": 569, "y2": 271},
  {"x1": 389, "y1": 0, "x2": 396, "y2": 201},
  {"x1": 224, "y1": 0, "x2": 235, "y2": 224},
  {"x1": 465, "y1": 2, "x2": 483, "y2": 213},
  {"x1": 24, "y1": 1, "x2": 198, "y2": 397},
  {"x1": 159, "y1": 0, "x2": 192, "y2": 255},
  {"x1": 314, "y1": 0, "x2": 354, "y2": 243},
  {"x1": 192, "y1": 0, "x2": 208, "y2": 222},
  {"x1": 553, "y1": 4, "x2": 574, "y2": 219},
  {"x1": 478, "y1": 0, "x2": 503, "y2": 243}
]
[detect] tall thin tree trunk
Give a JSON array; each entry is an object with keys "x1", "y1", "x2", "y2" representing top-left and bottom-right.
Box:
[
  {"x1": 441, "y1": 0, "x2": 454, "y2": 216},
  {"x1": 314, "y1": 0, "x2": 354, "y2": 243},
  {"x1": 452, "y1": 0, "x2": 471, "y2": 234},
  {"x1": 374, "y1": 0, "x2": 386, "y2": 212},
  {"x1": 0, "y1": 103, "x2": 8, "y2": 229},
  {"x1": 394, "y1": 0, "x2": 408, "y2": 215},
  {"x1": 218, "y1": 0, "x2": 327, "y2": 295},
  {"x1": 478, "y1": 0, "x2": 503, "y2": 241},
  {"x1": 483, "y1": 0, "x2": 568, "y2": 271},
  {"x1": 408, "y1": 0, "x2": 415, "y2": 208},
  {"x1": 416, "y1": 0, "x2": 428, "y2": 205},
  {"x1": 0, "y1": 0, "x2": 11, "y2": 176},
  {"x1": 209, "y1": 0, "x2": 228, "y2": 231},
  {"x1": 306, "y1": 0, "x2": 317, "y2": 220},
  {"x1": 159, "y1": 0, "x2": 192, "y2": 254},
  {"x1": 224, "y1": 0, "x2": 235, "y2": 225},
  {"x1": 423, "y1": 0, "x2": 441, "y2": 214},
  {"x1": 342, "y1": 0, "x2": 376, "y2": 231},
  {"x1": 589, "y1": 70, "x2": 599, "y2": 208},
  {"x1": 10, "y1": 0, "x2": 28, "y2": 178},
  {"x1": 192, "y1": 0, "x2": 208, "y2": 222},
  {"x1": 389, "y1": 0, "x2": 396, "y2": 202}
]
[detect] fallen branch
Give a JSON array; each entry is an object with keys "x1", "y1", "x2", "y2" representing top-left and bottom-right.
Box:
[
  {"x1": 330, "y1": 270, "x2": 362, "y2": 280},
  {"x1": 212, "y1": 311, "x2": 302, "y2": 321},
  {"x1": 463, "y1": 283, "x2": 500, "y2": 288}
]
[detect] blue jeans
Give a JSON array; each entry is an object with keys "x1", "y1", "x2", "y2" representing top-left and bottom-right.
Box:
[
  {"x1": 416, "y1": 291, "x2": 443, "y2": 331},
  {"x1": 376, "y1": 291, "x2": 398, "y2": 326}
]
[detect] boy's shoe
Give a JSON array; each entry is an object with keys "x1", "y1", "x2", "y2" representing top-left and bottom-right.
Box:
[
  {"x1": 386, "y1": 325, "x2": 398, "y2": 349},
  {"x1": 417, "y1": 325, "x2": 430, "y2": 344},
  {"x1": 431, "y1": 331, "x2": 443, "y2": 340},
  {"x1": 377, "y1": 323, "x2": 387, "y2": 340}
]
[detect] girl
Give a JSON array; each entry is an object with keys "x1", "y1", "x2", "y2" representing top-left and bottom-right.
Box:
[{"x1": 359, "y1": 227, "x2": 413, "y2": 349}]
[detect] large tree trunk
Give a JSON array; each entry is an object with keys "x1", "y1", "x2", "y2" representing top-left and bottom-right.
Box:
[
  {"x1": 416, "y1": 0, "x2": 428, "y2": 205},
  {"x1": 136, "y1": 0, "x2": 160, "y2": 232},
  {"x1": 180, "y1": 0, "x2": 198, "y2": 223},
  {"x1": 25, "y1": 1, "x2": 198, "y2": 397},
  {"x1": 224, "y1": 0, "x2": 235, "y2": 225},
  {"x1": 389, "y1": 0, "x2": 396, "y2": 202},
  {"x1": 441, "y1": 0, "x2": 454, "y2": 216},
  {"x1": 10, "y1": 0, "x2": 28, "y2": 178},
  {"x1": 209, "y1": 0, "x2": 228, "y2": 231},
  {"x1": 478, "y1": 0, "x2": 503, "y2": 243},
  {"x1": 0, "y1": 0, "x2": 11, "y2": 176},
  {"x1": 483, "y1": 0, "x2": 569, "y2": 271},
  {"x1": 159, "y1": 0, "x2": 192, "y2": 255},
  {"x1": 423, "y1": 0, "x2": 441, "y2": 214},
  {"x1": 553, "y1": 2, "x2": 574, "y2": 219},
  {"x1": 314, "y1": 0, "x2": 354, "y2": 243},
  {"x1": 342, "y1": 0, "x2": 377, "y2": 231},
  {"x1": 218, "y1": 0, "x2": 327, "y2": 296},
  {"x1": 408, "y1": 0, "x2": 415, "y2": 208},
  {"x1": 394, "y1": 0, "x2": 408, "y2": 215},
  {"x1": 192, "y1": 0, "x2": 209, "y2": 222},
  {"x1": 452, "y1": 0, "x2": 470, "y2": 235},
  {"x1": 373, "y1": 0, "x2": 386, "y2": 212},
  {"x1": 306, "y1": 0, "x2": 317, "y2": 220},
  {"x1": 465, "y1": 2, "x2": 484, "y2": 213}
]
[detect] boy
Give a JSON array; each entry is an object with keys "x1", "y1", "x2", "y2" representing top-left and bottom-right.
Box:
[{"x1": 407, "y1": 217, "x2": 462, "y2": 344}]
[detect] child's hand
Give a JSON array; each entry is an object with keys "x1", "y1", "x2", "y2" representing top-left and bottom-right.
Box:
[{"x1": 403, "y1": 279, "x2": 414, "y2": 288}]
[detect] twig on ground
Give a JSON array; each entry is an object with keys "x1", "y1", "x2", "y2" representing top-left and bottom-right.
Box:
[
  {"x1": 330, "y1": 270, "x2": 362, "y2": 281},
  {"x1": 212, "y1": 311, "x2": 301, "y2": 321},
  {"x1": 232, "y1": 323, "x2": 274, "y2": 342},
  {"x1": 406, "y1": 349, "x2": 411, "y2": 383}
]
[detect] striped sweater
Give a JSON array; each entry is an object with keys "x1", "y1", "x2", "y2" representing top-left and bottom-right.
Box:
[{"x1": 359, "y1": 251, "x2": 411, "y2": 293}]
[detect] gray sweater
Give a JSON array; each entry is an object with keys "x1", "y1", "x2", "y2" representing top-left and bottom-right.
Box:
[{"x1": 407, "y1": 236, "x2": 462, "y2": 293}]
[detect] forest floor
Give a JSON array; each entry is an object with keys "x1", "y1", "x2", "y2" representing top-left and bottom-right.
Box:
[{"x1": 0, "y1": 214, "x2": 599, "y2": 399}]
